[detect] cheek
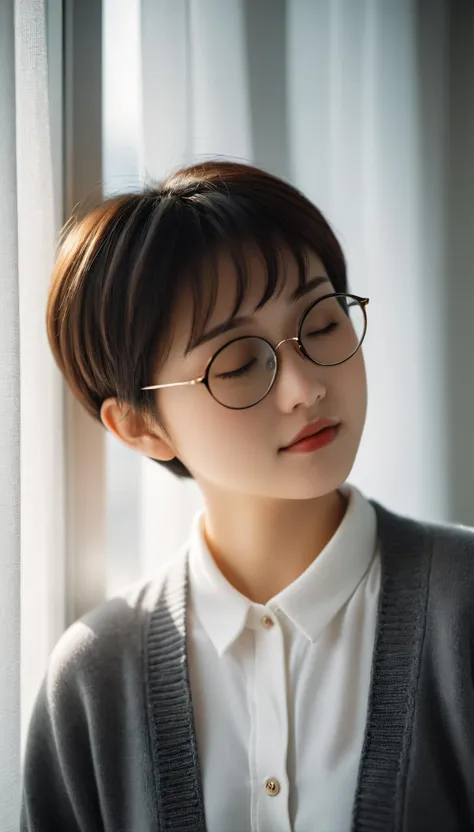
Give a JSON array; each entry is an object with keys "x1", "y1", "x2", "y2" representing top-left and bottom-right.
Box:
[
  {"x1": 159, "y1": 390, "x2": 266, "y2": 468},
  {"x1": 341, "y1": 353, "x2": 368, "y2": 419}
]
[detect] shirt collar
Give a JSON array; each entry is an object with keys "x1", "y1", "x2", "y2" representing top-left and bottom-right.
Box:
[
  {"x1": 269, "y1": 483, "x2": 378, "y2": 642},
  {"x1": 187, "y1": 483, "x2": 378, "y2": 656},
  {"x1": 188, "y1": 511, "x2": 251, "y2": 656}
]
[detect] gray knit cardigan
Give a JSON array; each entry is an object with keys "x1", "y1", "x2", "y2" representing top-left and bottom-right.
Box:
[{"x1": 20, "y1": 499, "x2": 474, "y2": 831}]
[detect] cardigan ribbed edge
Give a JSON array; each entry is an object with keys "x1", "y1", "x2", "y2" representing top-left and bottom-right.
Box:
[
  {"x1": 145, "y1": 546, "x2": 207, "y2": 831},
  {"x1": 351, "y1": 500, "x2": 432, "y2": 831}
]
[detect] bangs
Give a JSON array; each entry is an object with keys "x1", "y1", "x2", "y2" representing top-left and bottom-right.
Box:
[{"x1": 176, "y1": 195, "x2": 313, "y2": 356}]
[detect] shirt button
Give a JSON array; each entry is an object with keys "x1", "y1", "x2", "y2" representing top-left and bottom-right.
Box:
[
  {"x1": 264, "y1": 778, "x2": 281, "y2": 796},
  {"x1": 261, "y1": 615, "x2": 274, "y2": 629}
]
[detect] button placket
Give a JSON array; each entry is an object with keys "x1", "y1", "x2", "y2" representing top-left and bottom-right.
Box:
[{"x1": 252, "y1": 611, "x2": 291, "y2": 831}]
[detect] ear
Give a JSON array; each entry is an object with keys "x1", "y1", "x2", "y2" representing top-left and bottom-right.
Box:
[{"x1": 100, "y1": 397, "x2": 176, "y2": 462}]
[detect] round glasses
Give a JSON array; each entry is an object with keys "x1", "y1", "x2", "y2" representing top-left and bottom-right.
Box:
[{"x1": 142, "y1": 293, "x2": 369, "y2": 410}]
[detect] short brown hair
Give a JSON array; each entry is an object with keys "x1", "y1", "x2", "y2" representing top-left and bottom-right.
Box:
[{"x1": 47, "y1": 160, "x2": 347, "y2": 479}]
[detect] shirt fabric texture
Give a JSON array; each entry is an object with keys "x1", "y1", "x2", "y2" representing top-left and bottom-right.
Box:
[{"x1": 20, "y1": 485, "x2": 474, "y2": 832}]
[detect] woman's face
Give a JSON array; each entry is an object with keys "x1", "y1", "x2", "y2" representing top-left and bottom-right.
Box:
[{"x1": 150, "y1": 247, "x2": 368, "y2": 501}]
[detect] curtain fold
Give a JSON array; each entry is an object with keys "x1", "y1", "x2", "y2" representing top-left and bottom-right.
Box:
[
  {"x1": 0, "y1": 1, "x2": 64, "y2": 826},
  {"x1": 16, "y1": 0, "x2": 66, "y2": 761},
  {"x1": 0, "y1": 1, "x2": 21, "y2": 827}
]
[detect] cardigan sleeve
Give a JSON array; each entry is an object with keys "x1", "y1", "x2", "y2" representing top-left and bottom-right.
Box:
[
  {"x1": 20, "y1": 623, "x2": 104, "y2": 831},
  {"x1": 20, "y1": 585, "x2": 160, "y2": 832}
]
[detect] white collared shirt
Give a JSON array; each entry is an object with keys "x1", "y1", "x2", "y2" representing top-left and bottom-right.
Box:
[{"x1": 187, "y1": 483, "x2": 380, "y2": 832}]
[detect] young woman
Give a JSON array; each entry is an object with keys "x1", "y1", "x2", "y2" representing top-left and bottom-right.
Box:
[{"x1": 21, "y1": 161, "x2": 474, "y2": 832}]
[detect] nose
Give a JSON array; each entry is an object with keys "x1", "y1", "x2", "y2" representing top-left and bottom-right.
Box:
[{"x1": 272, "y1": 337, "x2": 327, "y2": 412}]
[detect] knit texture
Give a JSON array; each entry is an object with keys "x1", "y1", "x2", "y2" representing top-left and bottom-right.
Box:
[
  {"x1": 352, "y1": 501, "x2": 432, "y2": 830},
  {"x1": 145, "y1": 547, "x2": 206, "y2": 831}
]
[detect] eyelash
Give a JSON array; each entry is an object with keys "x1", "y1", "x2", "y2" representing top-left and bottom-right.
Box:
[
  {"x1": 217, "y1": 322, "x2": 339, "y2": 380},
  {"x1": 218, "y1": 359, "x2": 258, "y2": 380},
  {"x1": 306, "y1": 322, "x2": 339, "y2": 338}
]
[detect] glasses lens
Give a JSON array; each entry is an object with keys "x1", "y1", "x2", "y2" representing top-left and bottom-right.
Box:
[
  {"x1": 300, "y1": 295, "x2": 366, "y2": 365},
  {"x1": 209, "y1": 337, "x2": 277, "y2": 408}
]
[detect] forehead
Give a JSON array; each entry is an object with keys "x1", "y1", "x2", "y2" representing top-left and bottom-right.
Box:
[{"x1": 173, "y1": 244, "x2": 330, "y2": 342}]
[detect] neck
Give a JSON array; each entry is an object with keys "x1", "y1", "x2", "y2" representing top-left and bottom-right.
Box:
[{"x1": 201, "y1": 487, "x2": 348, "y2": 604}]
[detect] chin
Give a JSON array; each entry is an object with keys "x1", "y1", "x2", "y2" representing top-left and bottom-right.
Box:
[
  {"x1": 285, "y1": 476, "x2": 349, "y2": 501},
  {"x1": 274, "y1": 445, "x2": 359, "y2": 500},
  {"x1": 269, "y1": 461, "x2": 353, "y2": 501}
]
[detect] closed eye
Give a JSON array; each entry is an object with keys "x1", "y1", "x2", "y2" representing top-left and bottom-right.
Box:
[
  {"x1": 306, "y1": 322, "x2": 339, "y2": 337},
  {"x1": 215, "y1": 358, "x2": 258, "y2": 380}
]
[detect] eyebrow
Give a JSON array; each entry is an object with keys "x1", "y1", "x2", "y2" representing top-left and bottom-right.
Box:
[{"x1": 185, "y1": 275, "x2": 331, "y2": 354}]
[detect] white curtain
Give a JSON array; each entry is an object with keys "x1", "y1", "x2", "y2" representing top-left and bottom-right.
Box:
[
  {"x1": 0, "y1": 0, "x2": 64, "y2": 827},
  {"x1": 126, "y1": 0, "x2": 474, "y2": 580},
  {"x1": 0, "y1": 3, "x2": 21, "y2": 826}
]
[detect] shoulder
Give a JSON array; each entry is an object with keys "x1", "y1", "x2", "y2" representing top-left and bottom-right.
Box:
[
  {"x1": 54, "y1": 568, "x2": 168, "y2": 674},
  {"x1": 423, "y1": 516, "x2": 474, "y2": 610},
  {"x1": 24, "y1": 558, "x2": 180, "y2": 759},
  {"x1": 21, "y1": 551, "x2": 190, "y2": 829},
  {"x1": 43, "y1": 559, "x2": 176, "y2": 708},
  {"x1": 371, "y1": 496, "x2": 474, "y2": 561},
  {"x1": 372, "y1": 497, "x2": 474, "y2": 612},
  {"x1": 408, "y1": 511, "x2": 474, "y2": 578}
]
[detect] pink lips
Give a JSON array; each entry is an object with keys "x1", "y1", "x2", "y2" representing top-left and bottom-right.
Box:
[{"x1": 281, "y1": 424, "x2": 340, "y2": 453}]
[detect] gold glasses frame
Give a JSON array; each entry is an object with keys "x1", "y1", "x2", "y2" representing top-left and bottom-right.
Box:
[{"x1": 141, "y1": 293, "x2": 370, "y2": 411}]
